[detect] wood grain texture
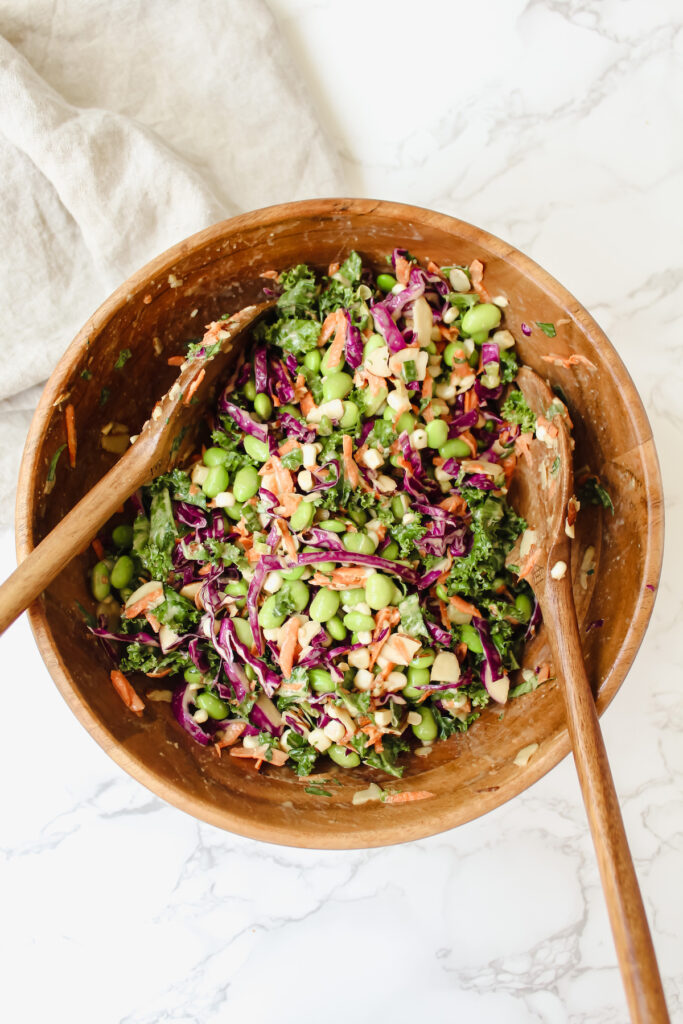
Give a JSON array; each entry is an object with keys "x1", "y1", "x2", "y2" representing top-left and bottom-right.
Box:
[
  {"x1": 14, "y1": 199, "x2": 664, "y2": 852},
  {"x1": 512, "y1": 367, "x2": 669, "y2": 1023},
  {"x1": 0, "y1": 303, "x2": 270, "y2": 636}
]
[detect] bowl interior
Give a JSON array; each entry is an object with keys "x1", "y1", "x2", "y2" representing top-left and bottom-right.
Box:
[{"x1": 16, "y1": 199, "x2": 663, "y2": 848}]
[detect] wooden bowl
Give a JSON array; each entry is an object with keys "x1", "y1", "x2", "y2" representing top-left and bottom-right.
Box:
[{"x1": 16, "y1": 199, "x2": 663, "y2": 849}]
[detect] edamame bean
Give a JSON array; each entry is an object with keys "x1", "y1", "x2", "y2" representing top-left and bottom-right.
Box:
[
  {"x1": 376, "y1": 273, "x2": 397, "y2": 293},
  {"x1": 225, "y1": 502, "x2": 244, "y2": 521},
  {"x1": 514, "y1": 592, "x2": 533, "y2": 622},
  {"x1": 245, "y1": 664, "x2": 256, "y2": 681},
  {"x1": 327, "y1": 615, "x2": 346, "y2": 641},
  {"x1": 321, "y1": 347, "x2": 345, "y2": 374},
  {"x1": 280, "y1": 404, "x2": 301, "y2": 418},
  {"x1": 225, "y1": 580, "x2": 248, "y2": 597},
  {"x1": 363, "y1": 333, "x2": 386, "y2": 358},
  {"x1": 243, "y1": 380, "x2": 257, "y2": 401},
  {"x1": 202, "y1": 464, "x2": 229, "y2": 498},
  {"x1": 310, "y1": 668, "x2": 335, "y2": 693},
  {"x1": 435, "y1": 583, "x2": 449, "y2": 602},
  {"x1": 396, "y1": 412, "x2": 415, "y2": 433},
  {"x1": 184, "y1": 666, "x2": 203, "y2": 684},
  {"x1": 410, "y1": 650, "x2": 435, "y2": 668},
  {"x1": 363, "y1": 386, "x2": 388, "y2": 416},
  {"x1": 281, "y1": 564, "x2": 307, "y2": 581},
  {"x1": 258, "y1": 595, "x2": 286, "y2": 629},
  {"x1": 391, "y1": 495, "x2": 409, "y2": 518},
  {"x1": 411, "y1": 707, "x2": 438, "y2": 742},
  {"x1": 203, "y1": 446, "x2": 230, "y2": 467},
  {"x1": 320, "y1": 519, "x2": 346, "y2": 533},
  {"x1": 322, "y1": 372, "x2": 353, "y2": 403},
  {"x1": 244, "y1": 435, "x2": 269, "y2": 462},
  {"x1": 110, "y1": 555, "x2": 134, "y2": 590},
  {"x1": 310, "y1": 588, "x2": 340, "y2": 622},
  {"x1": 304, "y1": 349, "x2": 321, "y2": 372},
  {"x1": 111, "y1": 524, "x2": 134, "y2": 549},
  {"x1": 342, "y1": 531, "x2": 377, "y2": 555},
  {"x1": 234, "y1": 618, "x2": 254, "y2": 647},
  {"x1": 365, "y1": 573, "x2": 395, "y2": 610},
  {"x1": 383, "y1": 405, "x2": 394, "y2": 422},
  {"x1": 91, "y1": 561, "x2": 111, "y2": 601},
  {"x1": 343, "y1": 611, "x2": 376, "y2": 632},
  {"x1": 407, "y1": 666, "x2": 431, "y2": 687},
  {"x1": 195, "y1": 690, "x2": 229, "y2": 720},
  {"x1": 286, "y1": 580, "x2": 310, "y2": 612},
  {"x1": 303, "y1": 546, "x2": 335, "y2": 573},
  {"x1": 470, "y1": 330, "x2": 489, "y2": 346},
  {"x1": 439, "y1": 438, "x2": 471, "y2": 459},
  {"x1": 328, "y1": 743, "x2": 361, "y2": 768},
  {"x1": 340, "y1": 588, "x2": 366, "y2": 606},
  {"x1": 289, "y1": 500, "x2": 315, "y2": 533},
  {"x1": 389, "y1": 454, "x2": 402, "y2": 468},
  {"x1": 348, "y1": 509, "x2": 367, "y2": 527},
  {"x1": 461, "y1": 303, "x2": 502, "y2": 336},
  {"x1": 233, "y1": 466, "x2": 260, "y2": 502},
  {"x1": 444, "y1": 342, "x2": 464, "y2": 367},
  {"x1": 382, "y1": 541, "x2": 399, "y2": 560},
  {"x1": 339, "y1": 401, "x2": 359, "y2": 429},
  {"x1": 426, "y1": 419, "x2": 449, "y2": 449},
  {"x1": 254, "y1": 393, "x2": 273, "y2": 420},
  {"x1": 460, "y1": 623, "x2": 483, "y2": 653}
]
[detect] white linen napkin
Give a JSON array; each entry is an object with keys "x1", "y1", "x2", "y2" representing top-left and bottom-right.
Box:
[{"x1": 0, "y1": 0, "x2": 342, "y2": 526}]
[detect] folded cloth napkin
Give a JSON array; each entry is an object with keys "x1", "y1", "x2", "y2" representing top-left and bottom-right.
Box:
[{"x1": 0, "y1": 0, "x2": 342, "y2": 527}]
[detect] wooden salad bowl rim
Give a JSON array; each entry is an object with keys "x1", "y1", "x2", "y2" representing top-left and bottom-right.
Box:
[{"x1": 15, "y1": 199, "x2": 664, "y2": 848}]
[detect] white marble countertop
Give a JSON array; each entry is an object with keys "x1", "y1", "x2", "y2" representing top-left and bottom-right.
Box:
[{"x1": 2, "y1": 1, "x2": 682, "y2": 1021}]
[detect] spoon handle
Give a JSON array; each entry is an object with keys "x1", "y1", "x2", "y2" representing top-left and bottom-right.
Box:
[
  {"x1": 543, "y1": 576, "x2": 669, "y2": 1023},
  {"x1": 0, "y1": 450, "x2": 149, "y2": 636}
]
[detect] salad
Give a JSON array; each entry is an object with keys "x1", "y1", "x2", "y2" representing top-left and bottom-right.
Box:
[{"x1": 89, "y1": 249, "x2": 550, "y2": 782}]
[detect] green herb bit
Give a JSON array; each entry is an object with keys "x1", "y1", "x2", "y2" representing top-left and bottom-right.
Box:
[
  {"x1": 80, "y1": 369, "x2": 92, "y2": 381},
  {"x1": 304, "y1": 784, "x2": 332, "y2": 797},
  {"x1": 536, "y1": 322, "x2": 557, "y2": 337},
  {"x1": 114, "y1": 348, "x2": 132, "y2": 370},
  {"x1": 99, "y1": 387, "x2": 110, "y2": 406},
  {"x1": 47, "y1": 444, "x2": 66, "y2": 484}
]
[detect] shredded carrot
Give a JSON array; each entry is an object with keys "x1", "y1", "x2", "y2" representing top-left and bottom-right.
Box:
[
  {"x1": 518, "y1": 547, "x2": 543, "y2": 581},
  {"x1": 323, "y1": 310, "x2": 348, "y2": 369},
  {"x1": 459, "y1": 430, "x2": 478, "y2": 458},
  {"x1": 328, "y1": 261, "x2": 340, "y2": 276},
  {"x1": 439, "y1": 495, "x2": 468, "y2": 516},
  {"x1": 395, "y1": 255, "x2": 411, "y2": 285},
  {"x1": 167, "y1": 355, "x2": 185, "y2": 366},
  {"x1": 500, "y1": 454, "x2": 517, "y2": 486},
  {"x1": 537, "y1": 414, "x2": 559, "y2": 439},
  {"x1": 145, "y1": 611, "x2": 161, "y2": 633},
  {"x1": 439, "y1": 601, "x2": 451, "y2": 629},
  {"x1": 278, "y1": 617, "x2": 301, "y2": 678},
  {"x1": 278, "y1": 438, "x2": 299, "y2": 456},
  {"x1": 259, "y1": 269, "x2": 279, "y2": 280},
  {"x1": 277, "y1": 519, "x2": 298, "y2": 560},
  {"x1": 230, "y1": 745, "x2": 289, "y2": 766},
  {"x1": 449, "y1": 594, "x2": 482, "y2": 618},
  {"x1": 214, "y1": 721, "x2": 246, "y2": 751},
  {"x1": 124, "y1": 586, "x2": 163, "y2": 619},
  {"x1": 145, "y1": 667, "x2": 174, "y2": 678},
  {"x1": 469, "y1": 259, "x2": 491, "y2": 302},
  {"x1": 110, "y1": 670, "x2": 144, "y2": 715},
  {"x1": 421, "y1": 374, "x2": 433, "y2": 400},
  {"x1": 537, "y1": 663, "x2": 551, "y2": 685},
  {"x1": 541, "y1": 353, "x2": 596, "y2": 371},
  {"x1": 299, "y1": 390, "x2": 317, "y2": 416},
  {"x1": 183, "y1": 367, "x2": 205, "y2": 405},
  {"x1": 463, "y1": 388, "x2": 479, "y2": 413},
  {"x1": 383, "y1": 790, "x2": 435, "y2": 804},
  {"x1": 65, "y1": 403, "x2": 77, "y2": 468},
  {"x1": 342, "y1": 434, "x2": 360, "y2": 487},
  {"x1": 91, "y1": 538, "x2": 105, "y2": 560}
]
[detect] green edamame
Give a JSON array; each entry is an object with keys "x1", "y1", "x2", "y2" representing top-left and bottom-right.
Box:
[
  {"x1": 514, "y1": 592, "x2": 533, "y2": 622},
  {"x1": 91, "y1": 561, "x2": 111, "y2": 601},
  {"x1": 184, "y1": 666, "x2": 203, "y2": 684},
  {"x1": 381, "y1": 541, "x2": 399, "y2": 561},
  {"x1": 254, "y1": 393, "x2": 273, "y2": 420},
  {"x1": 244, "y1": 435, "x2": 269, "y2": 462},
  {"x1": 310, "y1": 668, "x2": 336, "y2": 693},
  {"x1": 111, "y1": 524, "x2": 134, "y2": 549},
  {"x1": 286, "y1": 580, "x2": 310, "y2": 612},
  {"x1": 203, "y1": 446, "x2": 230, "y2": 467},
  {"x1": 410, "y1": 650, "x2": 435, "y2": 668},
  {"x1": 319, "y1": 519, "x2": 346, "y2": 533},
  {"x1": 444, "y1": 342, "x2": 465, "y2": 367},
  {"x1": 304, "y1": 349, "x2": 321, "y2": 372},
  {"x1": 110, "y1": 555, "x2": 134, "y2": 590},
  {"x1": 343, "y1": 611, "x2": 375, "y2": 632},
  {"x1": 365, "y1": 573, "x2": 395, "y2": 610},
  {"x1": 258, "y1": 595, "x2": 286, "y2": 629},
  {"x1": 310, "y1": 588, "x2": 340, "y2": 622},
  {"x1": 289, "y1": 500, "x2": 315, "y2": 533},
  {"x1": 322, "y1": 372, "x2": 353, "y2": 403},
  {"x1": 328, "y1": 743, "x2": 361, "y2": 768},
  {"x1": 396, "y1": 412, "x2": 415, "y2": 433},
  {"x1": 339, "y1": 401, "x2": 359, "y2": 429},
  {"x1": 411, "y1": 707, "x2": 438, "y2": 742},
  {"x1": 234, "y1": 618, "x2": 254, "y2": 647},
  {"x1": 326, "y1": 615, "x2": 346, "y2": 641},
  {"x1": 376, "y1": 273, "x2": 397, "y2": 293},
  {"x1": 342, "y1": 531, "x2": 377, "y2": 555},
  {"x1": 225, "y1": 580, "x2": 248, "y2": 598},
  {"x1": 195, "y1": 690, "x2": 229, "y2": 720},
  {"x1": 202, "y1": 464, "x2": 229, "y2": 498},
  {"x1": 461, "y1": 303, "x2": 501, "y2": 336},
  {"x1": 426, "y1": 419, "x2": 449, "y2": 449},
  {"x1": 439, "y1": 438, "x2": 470, "y2": 459},
  {"x1": 340, "y1": 588, "x2": 366, "y2": 607},
  {"x1": 232, "y1": 466, "x2": 260, "y2": 502},
  {"x1": 243, "y1": 380, "x2": 257, "y2": 401},
  {"x1": 460, "y1": 623, "x2": 483, "y2": 653}
]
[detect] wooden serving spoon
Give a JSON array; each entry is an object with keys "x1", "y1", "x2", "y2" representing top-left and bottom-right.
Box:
[
  {"x1": 508, "y1": 366, "x2": 669, "y2": 1023},
  {"x1": 0, "y1": 301, "x2": 274, "y2": 636}
]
